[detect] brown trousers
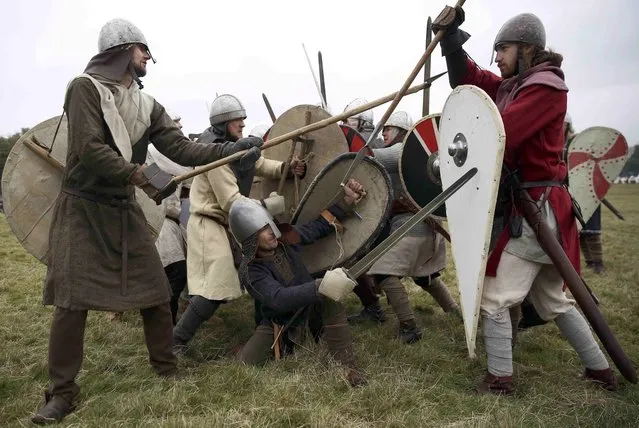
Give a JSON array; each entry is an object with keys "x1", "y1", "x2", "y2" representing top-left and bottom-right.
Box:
[
  {"x1": 238, "y1": 297, "x2": 356, "y2": 367},
  {"x1": 48, "y1": 304, "x2": 177, "y2": 401}
]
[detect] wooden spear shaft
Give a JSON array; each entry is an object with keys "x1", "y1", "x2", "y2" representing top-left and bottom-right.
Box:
[{"x1": 171, "y1": 72, "x2": 445, "y2": 184}]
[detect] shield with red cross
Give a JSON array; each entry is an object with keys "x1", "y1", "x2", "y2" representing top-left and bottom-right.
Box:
[{"x1": 567, "y1": 127, "x2": 629, "y2": 223}]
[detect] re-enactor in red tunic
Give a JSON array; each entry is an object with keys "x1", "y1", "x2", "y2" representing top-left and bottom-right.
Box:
[{"x1": 434, "y1": 7, "x2": 616, "y2": 394}]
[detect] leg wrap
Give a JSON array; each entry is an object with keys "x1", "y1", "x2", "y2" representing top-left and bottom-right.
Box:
[
  {"x1": 173, "y1": 296, "x2": 220, "y2": 343},
  {"x1": 378, "y1": 276, "x2": 414, "y2": 322},
  {"x1": 555, "y1": 307, "x2": 609, "y2": 370},
  {"x1": 415, "y1": 276, "x2": 459, "y2": 312},
  {"x1": 483, "y1": 311, "x2": 513, "y2": 377}
]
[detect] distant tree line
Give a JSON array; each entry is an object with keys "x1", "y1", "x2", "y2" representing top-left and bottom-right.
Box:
[
  {"x1": 0, "y1": 129, "x2": 29, "y2": 186},
  {"x1": 620, "y1": 146, "x2": 639, "y2": 177}
]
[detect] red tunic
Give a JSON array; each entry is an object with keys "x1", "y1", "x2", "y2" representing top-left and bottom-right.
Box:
[{"x1": 459, "y1": 59, "x2": 580, "y2": 276}]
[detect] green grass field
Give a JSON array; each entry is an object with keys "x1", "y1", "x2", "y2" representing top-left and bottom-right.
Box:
[{"x1": 1, "y1": 186, "x2": 638, "y2": 427}]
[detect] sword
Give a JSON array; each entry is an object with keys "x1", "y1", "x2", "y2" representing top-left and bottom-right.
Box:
[
  {"x1": 348, "y1": 167, "x2": 476, "y2": 277},
  {"x1": 272, "y1": 167, "x2": 477, "y2": 347},
  {"x1": 302, "y1": 43, "x2": 327, "y2": 109},
  {"x1": 601, "y1": 198, "x2": 625, "y2": 221},
  {"x1": 519, "y1": 189, "x2": 637, "y2": 383},
  {"x1": 262, "y1": 93, "x2": 277, "y2": 123},
  {"x1": 318, "y1": 51, "x2": 327, "y2": 106}
]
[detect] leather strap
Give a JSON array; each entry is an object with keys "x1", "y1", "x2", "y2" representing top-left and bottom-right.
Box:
[
  {"x1": 519, "y1": 180, "x2": 564, "y2": 189},
  {"x1": 321, "y1": 210, "x2": 344, "y2": 234}
]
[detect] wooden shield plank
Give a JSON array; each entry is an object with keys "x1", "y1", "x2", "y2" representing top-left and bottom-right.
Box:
[
  {"x1": 398, "y1": 114, "x2": 446, "y2": 218},
  {"x1": 1, "y1": 116, "x2": 164, "y2": 264},
  {"x1": 291, "y1": 153, "x2": 392, "y2": 275},
  {"x1": 260, "y1": 105, "x2": 349, "y2": 222},
  {"x1": 438, "y1": 86, "x2": 505, "y2": 358},
  {"x1": 567, "y1": 127, "x2": 629, "y2": 223}
]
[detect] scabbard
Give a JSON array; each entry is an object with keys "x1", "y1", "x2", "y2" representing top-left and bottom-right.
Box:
[{"x1": 519, "y1": 189, "x2": 637, "y2": 384}]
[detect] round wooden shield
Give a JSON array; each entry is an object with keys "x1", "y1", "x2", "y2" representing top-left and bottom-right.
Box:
[
  {"x1": 260, "y1": 105, "x2": 349, "y2": 222},
  {"x1": 398, "y1": 114, "x2": 446, "y2": 218},
  {"x1": 567, "y1": 127, "x2": 629, "y2": 223},
  {"x1": 291, "y1": 152, "x2": 393, "y2": 275},
  {"x1": 1, "y1": 116, "x2": 164, "y2": 264},
  {"x1": 340, "y1": 124, "x2": 372, "y2": 155},
  {"x1": 438, "y1": 85, "x2": 506, "y2": 359}
]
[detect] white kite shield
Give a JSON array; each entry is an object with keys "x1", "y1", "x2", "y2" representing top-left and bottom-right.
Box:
[
  {"x1": 438, "y1": 85, "x2": 506, "y2": 358},
  {"x1": 0, "y1": 115, "x2": 164, "y2": 264},
  {"x1": 567, "y1": 127, "x2": 629, "y2": 223}
]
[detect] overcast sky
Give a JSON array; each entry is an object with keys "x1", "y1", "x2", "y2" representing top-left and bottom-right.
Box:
[{"x1": 1, "y1": 0, "x2": 638, "y2": 145}]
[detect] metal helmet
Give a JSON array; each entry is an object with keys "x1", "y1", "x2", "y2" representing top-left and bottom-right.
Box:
[
  {"x1": 343, "y1": 98, "x2": 373, "y2": 124},
  {"x1": 209, "y1": 94, "x2": 247, "y2": 126},
  {"x1": 385, "y1": 111, "x2": 414, "y2": 132},
  {"x1": 98, "y1": 18, "x2": 149, "y2": 53},
  {"x1": 249, "y1": 124, "x2": 270, "y2": 139},
  {"x1": 229, "y1": 198, "x2": 281, "y2": 245},
  {"x1": 493, "y1": 13, "x2": 546, "y2": 50}
]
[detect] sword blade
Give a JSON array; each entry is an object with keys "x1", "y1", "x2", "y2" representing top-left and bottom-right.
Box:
[
  {"x1": 318, "y1": 51, "x2": 327, "y2": 106},
  {"x1": 349, "y1": 167, "x2": 477, "y2": 278},
  {"x1": 262, "y1": 93, "x2": 277, "y2": 123},
  {"x1": 302, "y1": 43, "x2": 327, "y2": 109}
]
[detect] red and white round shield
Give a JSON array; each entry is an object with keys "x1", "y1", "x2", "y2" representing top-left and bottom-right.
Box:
[{"x1": 568, "y1": 127, "x2": 629, "y2": 223}]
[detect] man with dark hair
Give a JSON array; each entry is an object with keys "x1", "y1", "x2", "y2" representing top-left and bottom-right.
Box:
[
  {"x1": 32, "y1": 18, "x2": 262, "y2": 424},
  {"x1": 437, "y1": 8, "x2": 616, "y2": 394}
]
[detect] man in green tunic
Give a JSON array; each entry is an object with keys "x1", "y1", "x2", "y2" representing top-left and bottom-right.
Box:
[{"x1": 31, "y1": 18, "x2": 263, "y2": 424}]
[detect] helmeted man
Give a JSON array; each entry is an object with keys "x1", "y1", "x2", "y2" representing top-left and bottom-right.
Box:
[
  {"x1": 147, "y1": 110, "x2": 193, "y2": 324},
  {"x1": 438, "y1": 8, "x2": 616, "y2": 394},
  {"x1": 342, "y1": 98, "x2": 384, "y2": 149},
  {"x1": 563, "y1": 115, "x2": 607, "y2": 274},
  {"x1": 32, "y1": 19, "x2": 263, "y2": 424},
  {"x1": 230, "y1": 179, "x2": 367, "y2": 387},
  {"x1": 350, "y1": 111, "x2": 460, "y2": 343},
  {"x1": 172, "y1": 94, "x2": 306, "y2": 353}
]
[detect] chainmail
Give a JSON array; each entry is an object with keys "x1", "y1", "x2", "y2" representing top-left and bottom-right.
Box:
[
  {"x1": 272, "y1": 246, "x2": 295, "y2": 285},
  {"x1": 238, "y1": 233, "x2": 259, "y2": 294}
]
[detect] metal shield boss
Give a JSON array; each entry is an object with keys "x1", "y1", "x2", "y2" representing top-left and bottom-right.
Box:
[
  {"x1": 1, "y1": 116, "x2": 164, "y2": 264},
  {"x1": 567, "y1": 127, "x2": 629, "y2": 223},
  {"x1": 259, "y1": 105, "x2": 349, "y2": 222},
  {"x1": 398, "y1": 114, "x2": 446, "y2": 218},
  {"x1": 291, "y1": 152, "x2": 393, "y2": 275},
  {"x1": 438, "y1": 86, "x2": 506, "y2": 358}
]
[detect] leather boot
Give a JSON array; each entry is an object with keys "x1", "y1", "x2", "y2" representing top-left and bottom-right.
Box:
[
  {"x1": 31, "y1": 392, "x2": 76, "y2": 425},
  {"x1": 347, "y1": 301, "x2": 388, "y2": 323},
  {"x1": 398, "y1": 319, "x2": 422, "y2": 344},
  {"x1": 584, "y1": 367, "x2": 618, "y2": 391},
  {"x1": 476, "y1": 373, "x2": 515, "y2": 396}
]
